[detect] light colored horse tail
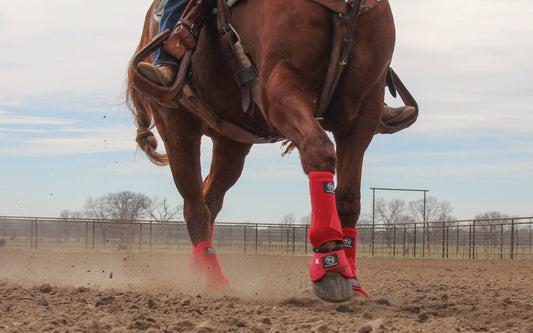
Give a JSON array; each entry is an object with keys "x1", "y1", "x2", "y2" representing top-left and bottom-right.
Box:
[{"x1": 126, "y1": 2, "x2": 169, "y2": 166}]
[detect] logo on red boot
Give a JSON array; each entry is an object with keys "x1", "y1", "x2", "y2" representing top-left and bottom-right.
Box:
[
  {"x1": 204, "y1": 247, "x2": 216, "y2": 255},
  {"x1": 343, "y1": 237, "x2": 355, "y2": 248},
  {"x1": 322, "y1": 254, "x2": 340, "y2": 268},
  {"x1": 323, "y1": 182, "x2": 335, "y2": 194}
]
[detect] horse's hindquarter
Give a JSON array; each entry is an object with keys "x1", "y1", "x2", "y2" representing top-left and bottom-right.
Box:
[
  {"x1": 235, "y1": 0, "x2": 333, "y2": 110},
  {"x1": 189, "y1": 2, "x2": 296, "y2": 139},
  {"x1": 188, "y1": 0, "x2": 394, "y2": 140},
  {"x1": 192, "y1": 0, "x2": 333, "y2": 134}
]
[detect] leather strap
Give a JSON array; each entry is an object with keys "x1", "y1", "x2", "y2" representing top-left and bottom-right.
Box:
[
  {"x1": 216, "y1": 0, "x2": 257, "y2": 113},
  {"x1": 315, "y1": 0, "x2": 363, "y2": 118},
  {"x1": 180, "y1": 85, "x2": 284, "y2": 144}
]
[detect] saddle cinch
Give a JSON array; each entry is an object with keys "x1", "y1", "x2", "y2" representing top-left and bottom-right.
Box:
[{"x1": 132, "y1": 0, "x2": 418, "y2": 138}]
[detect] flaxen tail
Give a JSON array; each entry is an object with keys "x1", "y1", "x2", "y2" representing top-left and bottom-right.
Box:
[{"x1": 125, "y1": 3, "x2": 168, "y2": 166}]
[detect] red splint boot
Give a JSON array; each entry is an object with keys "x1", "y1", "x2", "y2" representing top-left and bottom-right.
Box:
[
  {"x1": 342, "y1": 227, "x2": 368, "y2": 297},
  {"x1": 307, "y1": 172, "x2": 353, "y2": 302},
  {"x1": 187, "y1": 243, "x2": 202, "y2": 275},
  {"x1": 307, "y1": 171, "x2": 344, "y2": 248},
  {"x1": 196, "y1": 241, "x2": 230, "y2": 289},
  {"x1": 187, "y1": 225, "x2": 215, "y2": 276}
]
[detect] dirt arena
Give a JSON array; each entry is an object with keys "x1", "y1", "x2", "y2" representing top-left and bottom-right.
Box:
[{"x1": 0, "y1": 250, "x2": 531, "y2": 332}]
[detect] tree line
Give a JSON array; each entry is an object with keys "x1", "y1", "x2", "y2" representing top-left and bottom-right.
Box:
[
  {"x1": 60, "y1": 191, "x2": 183, "y2": 223},
  {"x1": 281, "y1": 196, "x2": 523, "y2": 226}
]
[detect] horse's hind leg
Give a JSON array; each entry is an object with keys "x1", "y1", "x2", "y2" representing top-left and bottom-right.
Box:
[
  {"x1": 334, "y1": 86, "x2": 385, "y2": 298},
  {"x1": 152, "y1": 108, "x2": 230, "y2": 289},
  {"x1": 187, "y1": 133, "x2": 252, "y2": 274},
  {"x1": 264, "y1": 66, "x2": 352, "y2": 302},
  {"x1": 203, "y1": 133, "x2": 252, "y2": 224}
]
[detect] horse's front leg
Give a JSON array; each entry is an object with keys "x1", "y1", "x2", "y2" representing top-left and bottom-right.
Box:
[
  {"x1": 264, "y1": 65, "x2": 353, "y2": 302},
  {"x1": 153, "y1": 107, "x2": 229, "y2": 290}
]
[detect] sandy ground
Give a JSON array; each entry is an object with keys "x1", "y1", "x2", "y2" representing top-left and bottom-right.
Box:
[{"x1": 0, "y1": 250, "x2": 532, "y2": 332}]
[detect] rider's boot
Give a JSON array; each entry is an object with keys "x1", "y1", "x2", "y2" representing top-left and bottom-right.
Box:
[
  {"x1": 382, "y1": 104, "x2": 416, "y2": 126},
  {"x1": 137, "y1": 63, "x2": 177, "y2": 87},
  {"x1": 137, "y1": 0, "x2": 211, "y2": 88}
]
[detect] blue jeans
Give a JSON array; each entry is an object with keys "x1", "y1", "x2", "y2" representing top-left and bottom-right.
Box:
[{"x1": 153, "y1": 0, "x2": 189, "y2": 66}]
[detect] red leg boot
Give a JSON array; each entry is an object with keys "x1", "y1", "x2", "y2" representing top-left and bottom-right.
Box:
[
  {"x1": 342, "y1": 227, "x2": 368, "y2": 297},
  {"x1": 196, "y1": 241, "x2": 230, "y2": 290},
  {"x1": 187, "y1": 225, "x2": 215, "y2": 276},
  {"x1": 187, "y1": 243, "x2": 202, "y2": 276},
  {"x1": 307, "y1": 171, "x2": 353, "y2": 302}
]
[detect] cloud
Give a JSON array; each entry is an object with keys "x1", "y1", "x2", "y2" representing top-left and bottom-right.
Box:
[
  {"x1": 0, "y1": 110, "x2": 73, "y2": 126},
  {"x1": 0, "y1": 1, "x2": 149, "y2": 104},
  {"x1": 101, "y1": 159, "x2": 172, "y2": 176},
  {"x1": 0, "y1": 124, "x2": 137, "y2": 156},
  {"x1": 0, "y1": 128, "x2": 44, "y2": 133}
]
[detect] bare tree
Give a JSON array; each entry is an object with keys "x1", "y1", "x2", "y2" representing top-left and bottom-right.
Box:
[
  {"x1": 281, "y1": 213, "x2": 296, "y2": 247},
  {"x1": 474, "y1": 211, "x2": 511, "y2": 249},
  {"x1": 475, "y1": 211, "x2": 509, "y2": 222},
  {"x1": 147, "y1": 197, "x2": 183, "y2": 241},
  {"x1": 375, "y1": 198, "x2": 406, "y2": 246},
  {"x1": 281, "y1": 213, "x2": 296, "y2": 226},
  {"x1": 147, "y1": 197, "x2": 182, "y2": 222},
  {"x1": 59, "y1": 210, "x2": 82, "y2": 241},
  {"x1": 84, "y1": 191, "x2": 152, "y2": 245},
  {"x1": 407, "y1": 196, "x2": 454, "y2": 222},
  {"x1": 84, "y1": 191, "x2": 152, "y2": 221},
  {"x1": 299, "y1": 213, "x2": 311, "y2": 226},
  {"x1": 60, "y1": 210, "x2": 82, "y2": 219}
]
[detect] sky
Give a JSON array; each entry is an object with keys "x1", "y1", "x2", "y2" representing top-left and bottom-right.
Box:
[{"x1": 1, "y1": 0, "x2": 532, "y2": 223}]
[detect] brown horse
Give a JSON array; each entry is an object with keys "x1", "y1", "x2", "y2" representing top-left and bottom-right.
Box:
[{"x1": 128, "y1": 0, "x2": 397, "y2": 302}]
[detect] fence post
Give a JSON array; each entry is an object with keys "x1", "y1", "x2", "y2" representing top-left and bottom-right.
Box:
[
  {"x1": 403, "y1": 228, "x2": 406, "y2": 257},
  {"x1": 229, "y1": 225, "x2": 232, "y2": 252},
  {"x1": 243, "y1": 226, "x2": 247, "y2": 253},
  {"x1": 500, "y1": 224, "x2": 504, "y2": 259},
  {"x1": 255, "y1": 224, "x2": 258, "y2": 254},
  {"x1": 510, "y1": 219, "x2": 515, "y2": 259},
  {"x1": 35, "y1": 219, "x2": 38, "y2": 249},
  {"x1": 442, "y1": 222, "x2": 446, "y2": 259},
  {"x1": 305, "y1": 224, "x2": 308, "y2": 254},
  {"x1": 413, "y1": 223, "x2": 417, "y2": 258},
  {"x1": 392, "y1": 225, "x2": 396, "y2": 257},
  {"x1": 472, "y1": 220, "x2": 476, "y2": 259},
  {"x1": 149, "y1": 221, "x2": 153, "y2": 252},
  {"x1": 30, "y1": 219, "x2": 34, "y2": 249},
  {"x1": 422, "y1": 223, "x2": 425, "y2": 257},
  {"x1": 92, "y1": 220, "x2": 96, "y2": 250},
  {"x1": 292, "y1": 227, "x2": 296, "y2": 254},
  {"x1": 139, "y1": 223, "x2": 143, "y2": 251},
  {"x1": 468, "y1": 225, "x2": 472, "y2": 259}
]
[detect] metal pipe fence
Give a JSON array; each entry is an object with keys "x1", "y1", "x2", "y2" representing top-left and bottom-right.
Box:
[{"x1": 0, "y1": 216, "x2": 532, "y2": 259}]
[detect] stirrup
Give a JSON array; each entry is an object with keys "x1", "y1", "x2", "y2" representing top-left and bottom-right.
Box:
[{"x1": 132, "y1": 30, "x2": 192, "y2": 102}]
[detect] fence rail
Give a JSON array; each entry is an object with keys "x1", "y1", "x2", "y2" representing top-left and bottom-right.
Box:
[{"x1": 1, "y1": 216, "x2": 532, "y2": 259}]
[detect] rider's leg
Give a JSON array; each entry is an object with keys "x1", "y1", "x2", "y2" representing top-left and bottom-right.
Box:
[{"x1": 138, "y1": 0, "x2": 189, "y2": 86}]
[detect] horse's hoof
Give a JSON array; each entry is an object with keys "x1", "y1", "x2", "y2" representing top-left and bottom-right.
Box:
[
  {"x1": 210, "y1": 281, "x2": 231, "y2": 295},
  {"x1": 312, "y1": 273, "x2": 353, "y2": 303}
]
